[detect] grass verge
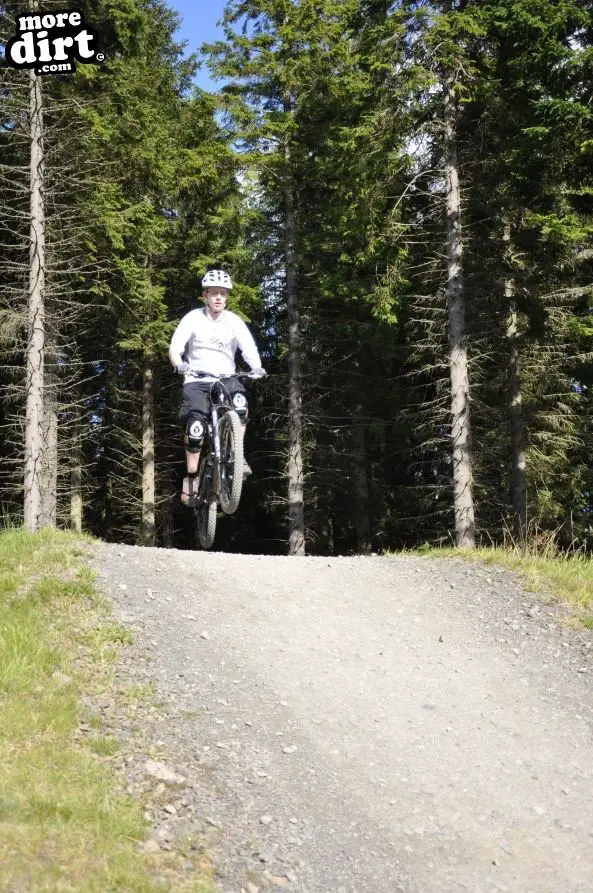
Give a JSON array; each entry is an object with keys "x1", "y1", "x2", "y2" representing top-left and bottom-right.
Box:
[
  {"x1": 0, "y1": 527, "x2": 216, "y2": 892},
  {"x1": 414, "y1": 540, "x2": 593, "y2": 626}
]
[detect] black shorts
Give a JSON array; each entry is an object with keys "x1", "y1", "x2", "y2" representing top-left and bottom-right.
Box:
[{"x1": 179, "y1": 378, "x2": 248, "y2": 428}]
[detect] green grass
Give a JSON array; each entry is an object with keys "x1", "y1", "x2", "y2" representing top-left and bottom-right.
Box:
[
  {"x1": 118, "y1": 682, "x2": 158, "y2": 706},
  {"x1": 0, "y1": 527, "x2": 218, "y2": 892},
  {"x1": 414, "y1": 538, "x2": 593, "y2": 626},
  {"x1": 87, "y1": 734, "x2": 120, "y2": 757}
]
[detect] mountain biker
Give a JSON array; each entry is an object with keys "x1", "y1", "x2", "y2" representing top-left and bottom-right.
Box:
[{"x1": 169, "y1": 269, "x2": 266, "y2": 506}]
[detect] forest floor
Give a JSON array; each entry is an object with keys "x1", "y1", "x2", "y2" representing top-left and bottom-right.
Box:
[{"x1": 88, "y1": 542, "x2": 593, "y2": 893}]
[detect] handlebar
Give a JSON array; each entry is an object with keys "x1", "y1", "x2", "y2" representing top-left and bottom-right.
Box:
[{"x1": 183, "y1": 369, "x2": 267, "y2": 381}]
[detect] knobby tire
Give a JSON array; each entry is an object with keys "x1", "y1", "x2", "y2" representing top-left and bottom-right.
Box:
[
  {"x1": 196, "y1": 499, "x2": 217, "y2": 549},
  {"x1": 218, "y1": 410, "x2": 244, "y2": 515},
  {"x1": 196, "y1": 453, "x2": 217, "y2": 549}
]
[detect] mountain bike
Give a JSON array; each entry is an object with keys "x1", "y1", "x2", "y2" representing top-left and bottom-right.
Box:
[{"x1": 187, "y1": 370, "x2": 264, "y2": 549}]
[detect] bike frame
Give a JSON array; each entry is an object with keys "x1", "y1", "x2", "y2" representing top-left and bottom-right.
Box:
[
  {"x1": 183, "y1": 370, "x2": 264, "y2": 506},
  {"x1": 182, "y1": 370, "x2": 265, "y2": 546},
  {"x1": 205, "y1": 383, "x2": 230, "y2": 497}
]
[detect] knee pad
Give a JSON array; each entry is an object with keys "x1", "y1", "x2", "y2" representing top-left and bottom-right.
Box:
[
  {"x1": 186, "y1": 418, "x2": 205, "y2": 452},
  {"x1": 231, "y1": 391, "x2": 248, "y2": 420}
]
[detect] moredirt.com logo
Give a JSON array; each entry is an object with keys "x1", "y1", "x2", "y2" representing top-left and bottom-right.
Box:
[{"x1": 4, "y1": 8, "x2": 104, "y2": 75}]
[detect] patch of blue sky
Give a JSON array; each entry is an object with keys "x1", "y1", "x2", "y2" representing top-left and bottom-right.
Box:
[{"x1": 169, "y1": 0, "x2": 228, "y2": 93}]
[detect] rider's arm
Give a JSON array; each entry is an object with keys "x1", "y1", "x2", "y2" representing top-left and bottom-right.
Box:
[
  {"x1": 169, "y1": 313, "x2": 195, "y2": 369},
  {"x1": 234, "y1": 318, "x2": 262, "y2": 370}
]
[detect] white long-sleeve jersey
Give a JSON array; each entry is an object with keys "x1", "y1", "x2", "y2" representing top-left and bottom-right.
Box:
[{"x1": 169, "y1": 307, "x2": 262, "y2": 383}]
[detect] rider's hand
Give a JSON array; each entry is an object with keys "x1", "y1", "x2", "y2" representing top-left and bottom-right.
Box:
[
  {"x1": 176, "y1": 362, "x2": 190, "y2": 375},
  {"x1": 251, "y1": 367, "x2": 267, "y2": 379}
]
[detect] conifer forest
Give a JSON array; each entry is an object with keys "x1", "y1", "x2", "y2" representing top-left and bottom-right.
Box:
[{"x1": 1, "y1": 0, "x2": 592, "y2": 556}]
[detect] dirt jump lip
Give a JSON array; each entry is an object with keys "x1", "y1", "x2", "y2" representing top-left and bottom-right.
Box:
[{"x1": 90, "y1": 542, "x2": 593, "y2": 893}]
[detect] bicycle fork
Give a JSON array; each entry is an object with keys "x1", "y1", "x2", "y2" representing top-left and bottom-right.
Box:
[{"x1": 210, "y1": 406, "x2": 221, "y2": 495}]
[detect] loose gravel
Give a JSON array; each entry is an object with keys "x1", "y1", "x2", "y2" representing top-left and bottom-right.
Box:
[{"x1": 88, "y1": 543, "x2": 593, "y2": 893}]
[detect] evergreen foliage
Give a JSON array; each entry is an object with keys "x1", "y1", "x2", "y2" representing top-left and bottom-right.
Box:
[{"x1": 1, "y1": 0, "x2": 591, "y2": 552}]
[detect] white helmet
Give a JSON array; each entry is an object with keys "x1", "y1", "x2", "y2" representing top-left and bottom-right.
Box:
[{"x1": 202, "y1": 269, "x2": 233, "y2": 290}]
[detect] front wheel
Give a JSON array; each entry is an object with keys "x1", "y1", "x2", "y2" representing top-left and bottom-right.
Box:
[
  {"x1": 196, "y1": 453, "x2": 217, "y2": 549},
  {"x1": 218, "y1": 410, "x2": 244, "y2": 515}
]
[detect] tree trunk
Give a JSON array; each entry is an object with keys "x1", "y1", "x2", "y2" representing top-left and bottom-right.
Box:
[
  {"x1": 70, "y1": 413, "x2": 83, "y2": 533},
  {"x1": 283, "y1": 120, "x2": 305, "y2": 556},
  {"x1": 40, "y1": 375, "x2": 57, "y2": 526},
  {"x1": 23, "y1": 66, "x2": 46, "y2": 532},
  {"x1": 160, "y1": 470, "x2": 175, "y2": 548},
  {"x1": 320, "y1": 498, "x2": 334, "y2": 555},
  {"x1": 142, "y1": 355, "x2": 156, "y2": 547},
  {"x1": 353, "y1": 407, "x2": 371, "y2": 554},
  {"x1": 444, "y1": 77, "x2": 475, "y2": 548},
  {"x1": 504, "y1": 221, "x2": 527, "y2": 540},
  {"x1": 101, "y1": 365, "x2": 115, "y2": 541}
]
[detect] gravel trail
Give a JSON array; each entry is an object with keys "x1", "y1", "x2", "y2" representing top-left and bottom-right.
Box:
[{"x1": 89, "y1": 543, "x2": 593, "y2": 893}]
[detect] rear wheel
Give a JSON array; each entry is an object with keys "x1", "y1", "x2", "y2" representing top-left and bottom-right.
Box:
[
  {"x1": 218, "y1": 410, "x2": 244, "y2": 515},
  {"x1": 196, "y1": 499, "x2": 217, "y2": 549}
]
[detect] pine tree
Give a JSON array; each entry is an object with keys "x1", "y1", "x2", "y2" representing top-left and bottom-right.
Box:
[
  {"x1": 66, "y1": 0, "x2": 237, "y2": 544},
  {"x1": 206, "y1": 0, "x2": 416, "y2": 554},
  {"x1": 1, "y1": 0, "x2": 104, "y2": 530},
  {"x1": 457, "y1": 0, "x2": 593, "y2": 542}
]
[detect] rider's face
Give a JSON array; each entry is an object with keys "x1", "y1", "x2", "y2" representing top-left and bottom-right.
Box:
[{"x1": 203, "y1": 287, "x2": 229, "y2": 316}]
